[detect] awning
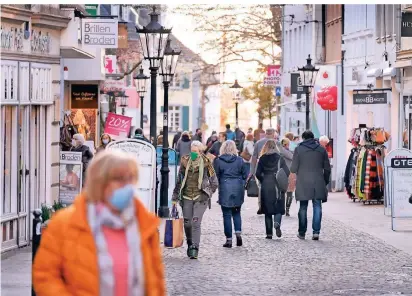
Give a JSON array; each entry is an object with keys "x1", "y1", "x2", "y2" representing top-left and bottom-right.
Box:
[{"x1": 60, "y1": 47, "x2": 95, "y2": 59}]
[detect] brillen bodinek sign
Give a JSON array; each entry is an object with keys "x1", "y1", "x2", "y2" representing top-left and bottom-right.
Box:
[{"x1": 82, "y1": 19, "x2": 118, "y2": 48}]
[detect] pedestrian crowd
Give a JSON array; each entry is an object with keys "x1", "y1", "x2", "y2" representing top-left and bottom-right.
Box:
[{"x1": 34, "y1": 123, "x2": 331, "y2": 295}]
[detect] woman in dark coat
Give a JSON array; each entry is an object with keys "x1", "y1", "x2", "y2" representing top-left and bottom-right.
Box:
[
  {"x1": 256, "y1": 140, "x2": 290, "y2": 239},
  {"x1": 71, "y1": 133, "x2": 93, "y2": 187},
  {"x1": 214, "y1": 140, "x2": 248, "y2": 248}
]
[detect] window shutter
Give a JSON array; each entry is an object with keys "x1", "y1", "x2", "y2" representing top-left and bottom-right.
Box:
[
  {"x1": 160, "y1": 106, "x2": 164, "y2": 112},
  {"x1": 182, "y1": 106, "x2": 189, "y2": 131},
  {"x1": 182, "y1": 75, "x2": 190, "y2": 89}
]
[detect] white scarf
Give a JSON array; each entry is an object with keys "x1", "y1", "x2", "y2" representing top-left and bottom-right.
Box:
[{"x1": 87, "y1": 202, "x2": 145, "y2": 296}]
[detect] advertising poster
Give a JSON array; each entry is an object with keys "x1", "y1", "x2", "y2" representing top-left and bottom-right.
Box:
[{"x1": 59, "y1": 152, "x2": 83, "y2": 205}]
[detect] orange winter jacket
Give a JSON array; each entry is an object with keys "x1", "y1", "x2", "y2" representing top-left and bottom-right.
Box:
[{"x1": 33, "y1": 194, "x2": 166, "y2": 296}]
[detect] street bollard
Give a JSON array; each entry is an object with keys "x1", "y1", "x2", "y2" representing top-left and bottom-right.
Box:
[{"x1": 32, "y1": 209, "x2": 42, "y2": 296}]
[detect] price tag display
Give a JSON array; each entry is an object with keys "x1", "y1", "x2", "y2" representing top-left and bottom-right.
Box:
[
  {"x1": 104, "y1": 112, "x2": 132, "y2": 138},
  {"x1": 391, "y1": 169, "x2": 412, "y2": 218}
]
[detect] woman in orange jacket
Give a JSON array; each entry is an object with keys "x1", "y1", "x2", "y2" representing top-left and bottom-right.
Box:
[{"x1": 33, "y1": 150, "x2": 166, "y2": 296}]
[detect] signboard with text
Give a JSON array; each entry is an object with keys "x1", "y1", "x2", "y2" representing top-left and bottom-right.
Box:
[
  {"x1": 263, "y1": 65, "x2": 281, "y2": 86},
  {"x1": 104, "y1": 112, "x2": 132, "y2": 138},
  {"x1": 82, "y1": 19, "x2": 118, "y2": 48},
  {"x1": 71, "y1": 84, "x2": 99, "y2": 109},
  {"x1": 291, "y1": 73, "x2": 305, "y2": 95},
  {"x1": 59, "y1": 152, "x2": 83, "y2": 205},
  {"x1": 401, "y1": 12, "x2": 412, "y2": 37},
  {"x1": 102, "y1": 79, "x2": 125, "y2": 94},
  {"x1": 353, "y1": 93, "x2": 388, "y2": 105}
]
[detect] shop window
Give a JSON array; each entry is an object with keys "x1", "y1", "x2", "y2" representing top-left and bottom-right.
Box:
[
  {"x1": 168, "y1": 106, "x2": 181, "y2": 132},
  {"x1": 2, "y1": 106, "x2": 13, "y2": 214}
]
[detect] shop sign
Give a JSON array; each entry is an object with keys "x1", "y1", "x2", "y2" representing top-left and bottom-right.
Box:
[
  {"x1": 391, "y1": 158, "x2": 412, "y2": 168},
  {"x1": 85, "y1": 4, "x2": 99, "y2": 16},
  {"x1": 401, "y1": 12, "x2": 412, "y2": 37},
  {"x1": 104, "y1": 112, "x2": 132, "y2": 138},
  {"x1": 291, "y1": 73, "x2": 305, "y2": 95},
  {"x1": 104, "y1": 55, "x2": 117, "y2": 74},
  {"x1": 353, "y1": 93, "x2": 387, "y2": 105},
  {"x1": 102, "y1": 79, "x2": 125, "y2": 94},
  {"x1": 118, "y1": 23, "x2": 128, "y2": 49},
  {"x1": 263, "y1": 65, "x2": 281, "y2": 86},
  {"x1": 1, "y1": 26, "x2": 24, "y2": 51},
  {"x1": 59, "y1": 152, "x2": 83, "y2": 205},
  {"x1": 31, "y1": 30, "x2": 51, "y2": 54},
  {"x1": 82, "y1": 19, "x2": 118, "y2": 48},
  {"x1": 71, "y1": 84, "x2": 99, "y2": 109}
]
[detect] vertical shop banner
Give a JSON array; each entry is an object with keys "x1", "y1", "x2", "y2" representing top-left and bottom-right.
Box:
[
  {"x1": 263, "y1": 65, "x2": 281, "y2": 86},
  {"x1": 104, "y1": 112, "x2": 132, "y2": 138},
  {"x1": 82, "y1": 19, "x2": 118, "y2": 48},
  {"x1": 118, "y1": 23, "x2": 128, "y2": 48},
  {"x1": 59, "y1": 152, "x2": 83, "y2": 205},
  {"x1": 104, "y1": 55, "x2": 117, "y2": 74}
]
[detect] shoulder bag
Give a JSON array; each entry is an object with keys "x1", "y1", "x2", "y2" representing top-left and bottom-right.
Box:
[{"x1": 276, "y1": 157, "x2": 289, "y2": 192}]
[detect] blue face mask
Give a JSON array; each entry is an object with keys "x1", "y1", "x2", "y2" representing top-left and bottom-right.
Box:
[{"x1": 109, "y1": 184, "x2": 135, "y2": 211}]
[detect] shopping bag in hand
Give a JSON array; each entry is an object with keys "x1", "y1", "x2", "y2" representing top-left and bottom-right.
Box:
[
  {"x1": 164, "y1": 205, "x2": 184, "y2": 248},
  {"x1": 245, "y1": 175, "x2": 259, "y2": 197}
]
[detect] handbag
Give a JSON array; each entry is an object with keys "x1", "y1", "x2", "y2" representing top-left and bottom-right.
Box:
[
  {"x1": 240, "y1": 147, "x2": 251, "y2": 161},
  {"x1": 245, "y1": 175, "x2": 259, "y2": 197},
  {"x1": 276, "y1": 157, "x2": 289, "y2": 192},
  {"x1": 164, "y1": 205, "x2": 184, "y2": 248}
]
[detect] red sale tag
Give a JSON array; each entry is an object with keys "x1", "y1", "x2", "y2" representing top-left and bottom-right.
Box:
[{"x1": 104, "y1": 112, "x2": 132, "y2": 138}]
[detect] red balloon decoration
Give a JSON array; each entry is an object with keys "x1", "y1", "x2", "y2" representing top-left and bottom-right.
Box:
[{"x1": 316, "y1": 86, "x2": 337, "y2": 111}]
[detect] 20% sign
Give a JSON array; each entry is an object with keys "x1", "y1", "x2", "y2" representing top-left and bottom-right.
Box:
[{"x1": 104, "y1": 112, "x2": 132, "y2": 137}]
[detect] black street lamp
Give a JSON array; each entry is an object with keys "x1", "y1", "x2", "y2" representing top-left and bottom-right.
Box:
[
  {"x1": 134, "y1": 66, "x2": 149, "y2": 128},
  {"x1": 136, "y1": 6, "x2": 171, "y2": 145},
  {"x1": 298, "y1": 55, "x2": 319, "y2": 130},
  {"x1": 230, "y1": 79, "x2": 243, "y2": 146},
  {"x1": 158, "y1": 39, "x2": 181, "y2": 218},
  {"x1": 117, "y1": 92, "x2": 129, "y2": 115}
]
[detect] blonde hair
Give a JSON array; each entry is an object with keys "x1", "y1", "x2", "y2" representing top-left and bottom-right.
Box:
[
  {"x1": 284, "y1": 132, "x2": 294, "y2": 141},
  {"x1": 260, "y1": 139, "x2": 280, "y2": 157},
  {"x1": 220, "y1": 140, "x2": 238, "y2": 156},
  {"x1": 281, "y1": 138, "x2": 290, "y2": 147},
  {"x1": 84, "y1": 150, "x2": 139, "y2": 202}
]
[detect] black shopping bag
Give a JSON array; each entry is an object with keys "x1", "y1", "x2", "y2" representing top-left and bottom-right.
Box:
[{"x1": 245, "y1": 175, "x2": 259, "y2": 197}]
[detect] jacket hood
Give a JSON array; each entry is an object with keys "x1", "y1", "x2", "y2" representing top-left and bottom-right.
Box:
[
  {"x1": 300, "y1": 138, "x2": 320, "y2": 150},
  {"x1": 181, "y1": 134, "x2": 191, "y2": 142},
  {"x1": 219, "y1": 154, "x2": 238, "y2": 163}
]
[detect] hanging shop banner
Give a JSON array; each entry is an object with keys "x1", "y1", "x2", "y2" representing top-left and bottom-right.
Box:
[
  {"x1": 384, "y1": 148, "x2": 412, "y2": 216},
  {"x1": 104, "y1": 55, "x2": 117, "y2": 74},
  {"x1": 353, "y1": 93, "x2": 388, "y2": 105},
  {"x1": 85, "y1": 4, "x2": 99, "y2": 16},
  {"x1": 390, "y1": 167, "x2": 412, "y2": 231},
  {"x1": 401, "y1": 12, "x2": 412, "y2": 37},
  {"x1": 291, "y1": 73, "x2": 305, "y2": 96},
  {"x1": 106, "y1": 139, "x2": 156, "y2": 213},
  {"x1": 104, "y1": 112, "x2": 132, "y2": 138},
  {"x1": 82, "y1": 19, "x2": 118, "y2": 48},
  {"x1": 71, "y1": 84, "x2": 99, "y2": 109},
  {"x1": 102, "y1": 79, "x2": 125, "y2": 94},
  {"x1": 59, "y1": 152, "x2": 83, "y2": 205},
  {"x1": 263, "y1": 65, "x2": 281, "y2": 86},
  {"x1": 118, "y1": 23, "x2": 128, "y2": 49}
]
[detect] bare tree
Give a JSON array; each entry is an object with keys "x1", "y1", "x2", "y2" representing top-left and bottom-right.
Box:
[{"x1": 242, "y1": 82, "x2": 277, "y2": 124}]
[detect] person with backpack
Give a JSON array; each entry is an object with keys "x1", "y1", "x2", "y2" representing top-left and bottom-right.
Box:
[{"x1": 225, "y1": 124, "x2": 235, "y2": 141}]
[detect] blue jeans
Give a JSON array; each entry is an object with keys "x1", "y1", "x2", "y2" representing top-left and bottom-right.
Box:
[
  {"x1": 221, "y1": 206, "x2": 242, "y2": 238},
  {"x1": 298, "y1": 199, "x2": 322, "y2": 235},
  {"x1": 265, "y1": 214, "x2": 282, "y2": 236}
]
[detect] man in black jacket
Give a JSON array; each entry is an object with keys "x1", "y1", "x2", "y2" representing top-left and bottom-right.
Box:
[
  {"x1": 172, "y1": 128, "x2": 182, "y2": 149},
  {"x1": 209, "y1": 132, "x2": 227, "y2": 157},
  {"x1": 133, "y1": 128, "x2": 150, "y2": 143},
  {"x1": 290, "y1": 130, "x2": 331, "y2": 241}
]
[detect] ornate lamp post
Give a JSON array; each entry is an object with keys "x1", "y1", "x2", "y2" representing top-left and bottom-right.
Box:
[
  {"x1": 298, "y1": 55, "x2": 319, "y2": 130},
  {"x1": 134, "y1": 66, "x2": 149, "y2": 128},
  {"x1": 117, "y1": 92, "x2": 129, "y2": 115},
  {"x1": 158, "y1": 39, "x2": 181, "y2": 218},
  {"x1": 136, "y1": 6, "x2": 171, "y2": 145},
  {"x1": 230, "y1": 79, "x2": 243, "y2": 146}
]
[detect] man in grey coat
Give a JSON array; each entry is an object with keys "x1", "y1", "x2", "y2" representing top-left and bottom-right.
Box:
[
  {"x1": 290, "y1": 130, "x2": 331, "y2": 241},
  {"x1": 251, "y1": 127, "x2": 283, "y2": 214}
]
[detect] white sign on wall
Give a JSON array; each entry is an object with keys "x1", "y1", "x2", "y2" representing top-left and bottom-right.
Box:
[{"x1": 82, "y1": 19, "x2": 118, "y2": 48}]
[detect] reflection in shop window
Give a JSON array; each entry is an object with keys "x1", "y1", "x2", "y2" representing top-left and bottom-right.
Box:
[{"x1": 2, "y1": 106, "x2": 13, "y2": 214}]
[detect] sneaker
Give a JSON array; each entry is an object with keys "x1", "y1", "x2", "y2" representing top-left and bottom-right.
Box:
[
  {"x1": 189, "y1": 246, "x2": 199, "y2": 259},
  {"x1": 236, "y1": 235, "x2": 243, "y2": 247},
  {"x1": 274, "y1": 223, "x2": 282, "y2": 238},
  {"x1": 312, "y1": 234, "x2": 320, "y2": 241},
  {"x1": 223, "y1": 240, "x2": 232, "y2": 248},
  {"x1": 297, "y1": 233, "x2": 305, "y2": 240},
  {"x1": 186, "y1": 240, "x2": 192, "y2": 258},
  {"x1": 266, "y1": 235, "x2": 273, "y2": 239}
]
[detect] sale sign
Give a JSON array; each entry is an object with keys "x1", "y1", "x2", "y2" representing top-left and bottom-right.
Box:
[
  {"x1": 104, "y1": 55, "x2": 117, "y2": 74},
  {"x1": 263, "y1": 65, "x2": 281, "y2": 86},
  {"x1": 104, "y1": 112, "x2": 132, "y2": 138}
]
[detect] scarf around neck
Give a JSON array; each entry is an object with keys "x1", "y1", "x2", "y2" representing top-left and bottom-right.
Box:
[{"x1": 87, "y1": 201, "x2": 145, "y2": 296}]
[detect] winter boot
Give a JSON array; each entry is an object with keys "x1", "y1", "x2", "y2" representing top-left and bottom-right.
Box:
[
  {"x1": 186, "y1": 240, "x2": 192, "y2": 258},
  {"x1": 274, "y1": 222, "x2": 282, "y2": 238},
  {"x1": 223, "y1": 238, "x2": 232, "y2": 248},
  {"x1": 190, "y1": 246, "x2": 199, "y2": 259},
  {"x1": 236, "y1": 234, "x2": 243, "y2": 247}
]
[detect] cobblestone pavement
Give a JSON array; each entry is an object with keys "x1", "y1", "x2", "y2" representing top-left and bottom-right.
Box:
[{"x1": 163, "y1": 194, "x2": 412, "y2": 296}]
